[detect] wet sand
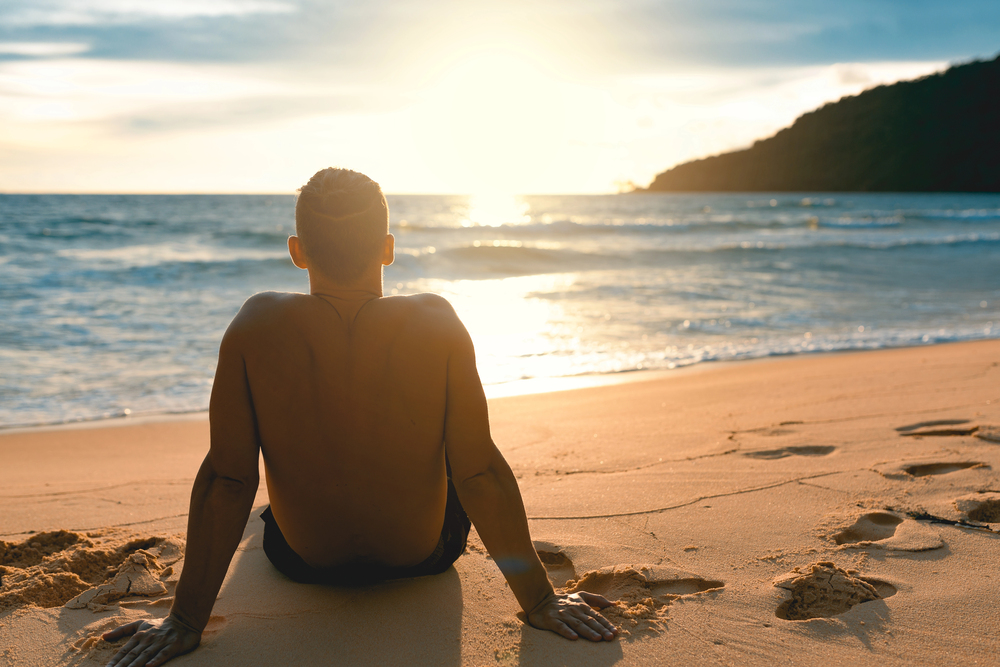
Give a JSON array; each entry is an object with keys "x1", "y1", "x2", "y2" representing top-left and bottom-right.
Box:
[{"x1": 2, "y1": 340, "x2": 999, "y2": 666}]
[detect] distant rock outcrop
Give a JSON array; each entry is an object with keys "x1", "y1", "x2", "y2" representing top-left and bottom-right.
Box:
[{"x1": 642, "y1": 54, "x2": 1000, "y2": 192}]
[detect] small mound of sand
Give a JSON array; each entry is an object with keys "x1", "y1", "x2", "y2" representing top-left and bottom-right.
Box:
[
  {"x1": 0, "y1": 531, "x2": 182, "y2": 611},
  {"x1": 65, "y1": 551, "x2": 168, "y2": 610},
  {"x1": 566, "y1": 566, "x2": 669, "y2": 636},
  {"x1": 0, "y1": 570, "x2": 92, "y2": 610},
  {"x1": 565, "y1": 565, "x2": 723, "y2": 637},
  {"x1": 0, "y1": 530, "x2": 85, "y2": 568},
  {"x1": 774, "y1": 562, "x2": 883, "y2": 621}
]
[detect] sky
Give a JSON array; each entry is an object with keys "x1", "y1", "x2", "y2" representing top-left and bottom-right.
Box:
[{"x1": 1, "y1": 0, "x2": 998, "y2": 194}]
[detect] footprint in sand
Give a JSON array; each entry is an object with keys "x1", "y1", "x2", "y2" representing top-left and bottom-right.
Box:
[
  {"x1": 954, "y1": 492, "x2": 1000, "y2": 524},
  {"x1": 875, "y1": 459, "x2": 988, "y2": 480},
  {"x1": 562, "y1": 564, "x2": 724, "y2": 637},
  {"x1": 748, "y1": 426, "x2": 798, "y2": 437},
  {"x1": 833, "y1": 512, "x2": 902, "y2": 544},
  {"x1": 896, "y1": 419, "x2": 1000, "y2": 443},
  {"x1": 736, "y1": 422, "x2": 837, "y2": 459},
  {"x1": 976, "y1": 426, "x2": 1000, "y2": 443},
  {"x1": 830, "y1": 511, "x2": 943, "y2": 551},
  {"x1": 896, "y1": 419, "x2": 977, "y2": 436},
  {"x1": 774, "y1": 562, "x2": 895, "y2": 621},
  {"x1": 744, "y1": 445, "x2": 836, "y2": 460},
  {"x1": 903, "y1": 462, "x2": 985, "y2": 476},
  {"x1": 966, "y1": 500, "x2": 1000, "y2": 523},
  {"x1": 535, "y1": 548, "x2": 578, "y2": 589}
]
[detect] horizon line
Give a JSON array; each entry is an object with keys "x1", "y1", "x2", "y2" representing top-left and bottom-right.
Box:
[{"x1": 0, "y1": 190, "x2": 625, "y2": 197}]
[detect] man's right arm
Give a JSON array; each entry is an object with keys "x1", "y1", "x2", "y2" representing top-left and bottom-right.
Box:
[
  {"x1": 438, "y1": 300, "x2": 617, "y2": 642},
  {"x1": 102, "y1": 303, "x2": 264, "y2": 667}
]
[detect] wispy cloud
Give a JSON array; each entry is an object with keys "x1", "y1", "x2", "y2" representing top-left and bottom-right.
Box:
[
  {"x1": 0, "y1": 41, "x2": 89, "y2": 56},
  {"x1": 2, "y1": 0, "x2": 296, "y2": 26},
  {"x1": 113, "y1": 93, "x2": 414, "y2": 135}
]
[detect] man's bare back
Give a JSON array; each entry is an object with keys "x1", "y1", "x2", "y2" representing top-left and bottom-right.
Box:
[
  {"x1": 104, "y1": 168, "x2": 617, "y2": 667},
  {"x1": 232, "y1": 290, "x2": 465, "y2": 568}
]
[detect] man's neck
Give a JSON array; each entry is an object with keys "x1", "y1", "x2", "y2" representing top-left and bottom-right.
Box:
[{"x1": 306, "y1": 268, "x2": 384, "y2": 301}]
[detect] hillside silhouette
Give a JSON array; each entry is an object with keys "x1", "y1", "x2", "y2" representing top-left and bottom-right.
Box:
[{"x1": 643, "y1": 53, "x2": 1000, "y2": 192}]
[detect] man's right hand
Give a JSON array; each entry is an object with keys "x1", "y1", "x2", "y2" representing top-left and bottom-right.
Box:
[
  {"x1": 103, "y1": 614, "x2": 201, "y2": 667},
  {"x1": 527, "y1": 591, "x2": 619, "y2": 641}
]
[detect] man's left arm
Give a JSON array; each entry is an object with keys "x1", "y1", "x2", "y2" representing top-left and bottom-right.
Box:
[{"x1": 103, "y1": 321, "x2": 261, "y2": 667}]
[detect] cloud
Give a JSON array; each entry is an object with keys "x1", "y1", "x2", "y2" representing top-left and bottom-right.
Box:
[
  {"x1": 0, "y1": 56, "x2": 411, "y2": 139},
  {"x1": 2, "y1": 0, "x2": 296, "y2": 26},
  {"x1": 0, "y1": 42, "x2": 90, "y2": 57},
  {"x1": 0, "y1": 1, "x2": 397, "y2": 69},
  {"x1": 0, "y1": 41, "x2": 90, "y2": 56},
  {"x1": 111, "y1": 93, "x2": 413, "y2": 135}
]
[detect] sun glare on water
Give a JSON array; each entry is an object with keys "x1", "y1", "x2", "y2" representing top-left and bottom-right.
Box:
[
  {"x1": 463, "y1": 192, "x2": 530, "y2": 227},
  {"x1": 431, "y1": 274, "x2": 582, "y2": 386}
]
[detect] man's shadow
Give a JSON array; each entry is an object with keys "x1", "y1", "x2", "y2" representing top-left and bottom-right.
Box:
[{"x1": 205, "y1": 505, "x2": 464, "y2": 666}]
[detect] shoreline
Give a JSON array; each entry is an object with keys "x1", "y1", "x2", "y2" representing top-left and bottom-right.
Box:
[{"x1": 3, "y1": 337, "x2": 997, "y2": 435}]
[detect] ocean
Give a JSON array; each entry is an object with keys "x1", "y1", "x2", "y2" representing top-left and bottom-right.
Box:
[{"x1": 1, "y1": 192, "x2": 998, "y2": 428}]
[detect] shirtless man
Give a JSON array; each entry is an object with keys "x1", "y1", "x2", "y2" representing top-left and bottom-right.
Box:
[{"x1": 103, "y1": 168, "x2": 617, "y2": 667}]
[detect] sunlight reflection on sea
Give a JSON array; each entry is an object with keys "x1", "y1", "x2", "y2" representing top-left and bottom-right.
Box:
[{"x1": 1, "y1": 192, "x2": 998, "y2": 426}]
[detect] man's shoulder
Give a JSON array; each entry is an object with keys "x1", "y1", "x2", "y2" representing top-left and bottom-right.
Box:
[
  {"x1": 388, "y1": 292, "x2": 459, "y2": 319},
  {"x1": 383, "y1": 293, "x2": 467, "y2": 336},
  {"x1": 238, "y1": 290, "x2": 305, "y2": 316},
  {"x1": 241, "y1": 290, "x2": 302, "y2": 309},
  {"x1": 392, "y1": 292, "x2": 454, "y2": 311},
  {"x1": 225, "y1": 291, "x2": 305, "y2": 336}
]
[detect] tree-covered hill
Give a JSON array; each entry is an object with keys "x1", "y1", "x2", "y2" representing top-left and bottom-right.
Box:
[{"x1": 643, "y1": 54, "x2": 1000, "y2": 192}]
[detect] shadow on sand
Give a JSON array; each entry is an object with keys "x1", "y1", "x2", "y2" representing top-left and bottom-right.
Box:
[
  {"x1": 54, "y1": 506, "x2": 628, "y2": 666},
  {"x1": 204, "y1": 506, "x2": 466, "y2": 665}
]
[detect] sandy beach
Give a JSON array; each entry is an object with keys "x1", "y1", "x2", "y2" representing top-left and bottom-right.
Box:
[{"x1": 2, "y1": 339, "x2": 999, "y2": 666}]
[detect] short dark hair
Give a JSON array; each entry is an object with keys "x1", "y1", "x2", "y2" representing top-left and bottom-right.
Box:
[{"x1": 295, "y1": 168, "x2": 389, "y2": 282}]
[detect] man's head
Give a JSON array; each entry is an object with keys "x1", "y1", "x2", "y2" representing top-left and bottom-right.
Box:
[{"x1": 290, "y1": 168, "x2": 392, "y2": 283}]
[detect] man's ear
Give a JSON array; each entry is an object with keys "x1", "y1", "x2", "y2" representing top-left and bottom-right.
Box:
[
  {"x1": 382, "y1": 233, "x2": 395, "y2": 266},
  {"x1": 288, "y1": 235, "x2": 309, "y2": 270}
]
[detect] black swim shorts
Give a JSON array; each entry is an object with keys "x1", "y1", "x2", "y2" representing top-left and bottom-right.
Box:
[{"x1": 260, "y1": 476, "x2": 470, "y2": 586}]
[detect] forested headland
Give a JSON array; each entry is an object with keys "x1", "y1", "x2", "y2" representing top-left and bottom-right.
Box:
[{"x1": 641, "y1": 53, "x2": 1000, "y2": 192}]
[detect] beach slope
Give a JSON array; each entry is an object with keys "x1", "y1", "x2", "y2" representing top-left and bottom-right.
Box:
[{"x1": 2, "y1": 340, "x2": 999, "y2": 665}]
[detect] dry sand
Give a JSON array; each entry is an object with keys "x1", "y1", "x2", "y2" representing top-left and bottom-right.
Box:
[{"x1": 2, "y1": 340, "x2": 999, "y2": 666}]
